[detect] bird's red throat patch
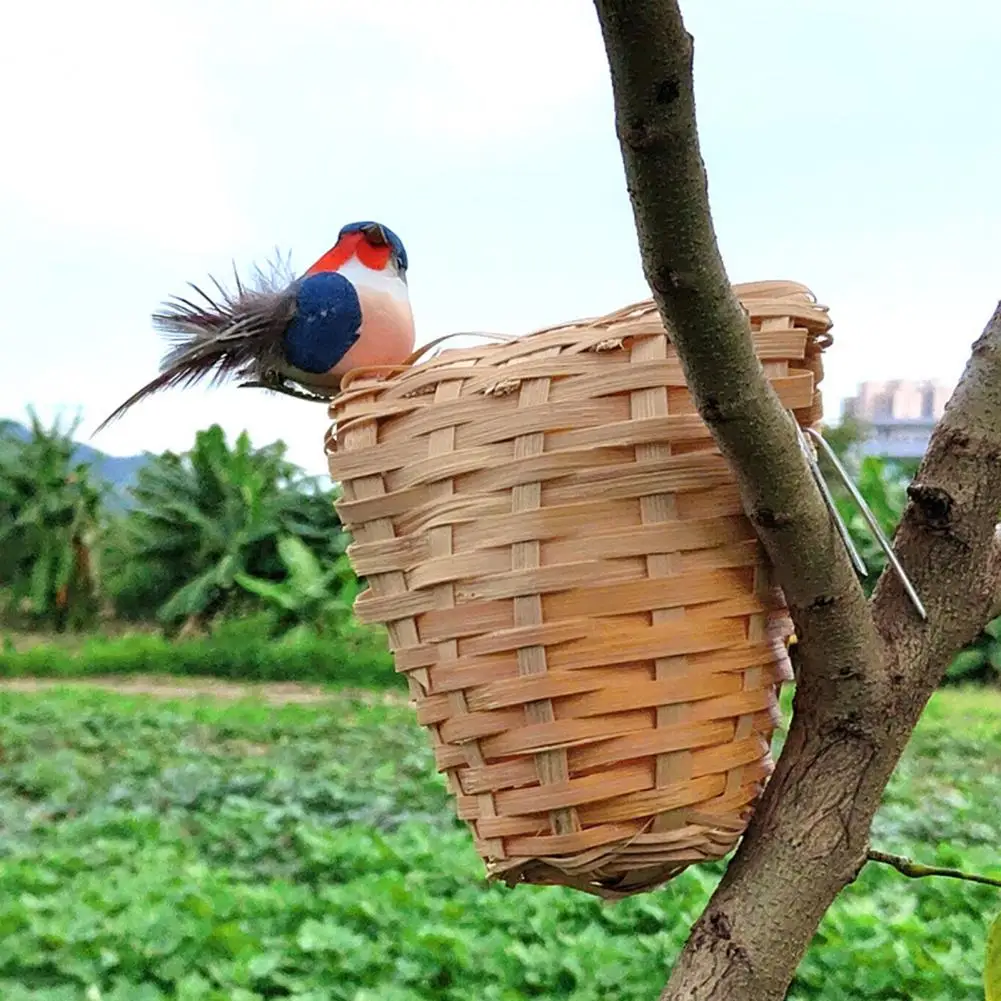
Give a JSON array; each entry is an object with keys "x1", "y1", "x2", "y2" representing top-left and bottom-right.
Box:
[{"x1": 305, "y1": 233, "x2": 390, "y2": 275}]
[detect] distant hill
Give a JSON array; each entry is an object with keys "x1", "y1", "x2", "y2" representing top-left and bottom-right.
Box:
[
  {"x1": 2, "y1": 420, "x2": 149, "y2": 500},
  {"x1": 75, "y1": 441, "x2": 149, "y2": 493}
]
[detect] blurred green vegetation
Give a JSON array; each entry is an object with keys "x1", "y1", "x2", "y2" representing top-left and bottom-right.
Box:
[
  {"x1": 0, "y1": 411, "x2": 106, "y2": 632},
  {"x1": 0, "y1": 413, "x2": 997, "y2": 999},
  {"x1": 0, "y1": 614, "x2": 398, "y2": 689},
  {"x1": 1, "y1": 416, "x2": 355, "y2": 635},
  {"x1": 102, "y1": 424, "x2": 352, "y2": 631},
  {"x1": 0, "y1": 414, "x2": 389, "y2": 688},
  {"x1": 0, "y1": 410, "x2": 997, "y2": 685},
  {"x1": 0, "y1": 685, "x2": 997, "y2": 1000}
]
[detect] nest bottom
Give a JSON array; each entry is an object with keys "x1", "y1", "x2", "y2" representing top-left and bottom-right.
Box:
[
  {"x1": 491, "y1": 813, "x2": 757, "y2": 899},
  {"x1": 417, "y1": 594, "x2": 793, "y2": 901},
  {"x1": 474, "y1": 636, "x2": 791, "y2": 900}
]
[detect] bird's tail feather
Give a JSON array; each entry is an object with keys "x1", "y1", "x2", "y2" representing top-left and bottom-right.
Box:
[{"x1": 93, "y1": 253, "x2": 299, "y2": 435}]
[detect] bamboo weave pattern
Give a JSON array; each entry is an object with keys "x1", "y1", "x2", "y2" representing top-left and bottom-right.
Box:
[{"x1": 327, "y1": 281, "x2": 832, "y2": 897}]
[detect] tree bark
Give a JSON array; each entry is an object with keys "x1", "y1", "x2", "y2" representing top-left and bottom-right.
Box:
[{"x1": 591, "y1": 2, "x2": 1001, "y2": 998}]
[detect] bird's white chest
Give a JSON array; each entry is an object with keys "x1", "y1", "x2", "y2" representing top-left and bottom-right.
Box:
[{"x1": 335, "y1": 262, "x2": 415, "y2": 374}]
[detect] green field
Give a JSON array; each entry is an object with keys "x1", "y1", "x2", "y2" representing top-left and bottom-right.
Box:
[{"x1": 0, "y1": 684, "x2": 998, "y2": 1001}]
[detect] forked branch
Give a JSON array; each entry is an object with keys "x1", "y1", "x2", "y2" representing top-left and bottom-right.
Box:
[{"x1": 592, "y1": 2, "x2": 1001, "y2": 1000}]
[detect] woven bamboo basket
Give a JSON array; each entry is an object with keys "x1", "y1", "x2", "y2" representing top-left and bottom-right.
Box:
[{"x1": 326, "y1": 280, "x2": 832, "y2": 898}]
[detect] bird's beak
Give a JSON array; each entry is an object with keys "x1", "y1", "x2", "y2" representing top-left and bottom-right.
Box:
[{"x1": 361, "y1": 223, "x2": 389, "y2": 246}]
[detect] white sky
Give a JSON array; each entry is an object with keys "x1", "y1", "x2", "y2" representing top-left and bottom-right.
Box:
[{"x1": 2, "y1": 0, "x2": 999, "y2": 474}]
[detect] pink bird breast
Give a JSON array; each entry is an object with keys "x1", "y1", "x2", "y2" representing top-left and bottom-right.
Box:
[{"x1": 333, "y1": 285, "x2": 416, "y2": 376}]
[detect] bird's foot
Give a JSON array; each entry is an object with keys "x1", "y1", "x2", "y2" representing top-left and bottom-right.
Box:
[{"x1": 238, "y1": 371, "x2": 334, "y2": 403}]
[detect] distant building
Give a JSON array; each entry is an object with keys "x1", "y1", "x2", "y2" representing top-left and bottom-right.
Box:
[{"x1": 841, "y1": 379, "x2": 953, "y2": 460}]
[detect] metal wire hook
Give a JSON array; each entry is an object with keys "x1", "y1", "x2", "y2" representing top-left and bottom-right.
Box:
[
  {"x1": 804, "y1": 425, "x2": 927, "y2": 620},
  {"x1": 788, "y1": 415, "x2": 870, "y2": 578}
]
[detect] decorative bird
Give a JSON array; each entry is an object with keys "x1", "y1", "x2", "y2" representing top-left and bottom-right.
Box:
[{"x1": 94, "y1": 221, "x2": 415, "y2": 433}]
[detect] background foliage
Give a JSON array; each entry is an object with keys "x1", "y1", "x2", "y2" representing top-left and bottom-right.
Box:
[
  {"x1": 1, "y1": 410, "x2": 996, "y2": 686},
  {"x1": 0, "y1": 414, "x2": 998, "y2": 998},
  {"x1": 0, "y1": 416, "x2": 382, "y2": 687},
  {"x1": 0, "y1": 686, "x2": 996, "y2": 1001},
  {"x1": 0, "y1": 413, "x2": 106, "y2": 633}
]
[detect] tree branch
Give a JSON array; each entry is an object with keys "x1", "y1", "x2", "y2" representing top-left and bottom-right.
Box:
[
  {"x1": 591, "y1": 2, "x2": 1001, "y2": 1000},
  {"x1": 986, "y1": 525, "x2": 1001, "y2": 621},
  {"x1": 590, "y1": 0, "x2": 880, "y2": 696},
  {"x1": 869, "y1": 303, "x2": 1001, "y2": 701},
  {"x1": 868, "y1": 850, "x2": 1001, "y2": 890}
]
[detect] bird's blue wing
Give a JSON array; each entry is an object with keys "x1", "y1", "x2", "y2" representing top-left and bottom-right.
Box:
[{"x1": 282, "y1": 271, "x2": 362, "y2": 374}]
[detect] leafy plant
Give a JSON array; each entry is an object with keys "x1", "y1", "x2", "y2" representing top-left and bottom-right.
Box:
[
  {"x1": 949, "y1": 617, "x2": 1001, "y2": 684},
  {"x1": 0, "y1": 686, "x2": 997, "y2": 1000},
  {"x1": 235, "y1": 534, "x2": 360, "y2": 637},
  {"x1": 105, "y1": 425, "x2": 347, "y2": 628},
  {"x1": 818, "y1": 416, "x2": 869, "y2": 474},
  {"x1": 831, "y1": 455, "x2": 911, "y2": 588},
  {"x1": 0, "y1": 410, "x2": 107, "y2": 631}
]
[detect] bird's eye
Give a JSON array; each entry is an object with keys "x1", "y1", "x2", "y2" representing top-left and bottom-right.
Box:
[{"x1": 362, "y1": 224, "x2": 388, "y2": 246}]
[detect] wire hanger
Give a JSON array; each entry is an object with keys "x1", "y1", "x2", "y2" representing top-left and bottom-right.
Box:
[{"x1": 788, "y1": 411, "x2": 927, "y2": 620}]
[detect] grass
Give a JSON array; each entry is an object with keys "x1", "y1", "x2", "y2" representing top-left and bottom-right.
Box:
[
  {"x1": 0, "y1": 685, "x2": 998, "y2": 1000},
  {"x1": 0, "y1": 622, "x2": 401, "y2": 690}
]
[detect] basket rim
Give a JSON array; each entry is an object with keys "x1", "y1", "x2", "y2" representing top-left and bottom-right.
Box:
[{"x1": 332, "y1": 281, "x2": 832, "y2": 407}]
